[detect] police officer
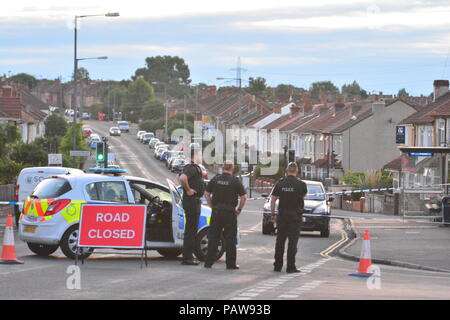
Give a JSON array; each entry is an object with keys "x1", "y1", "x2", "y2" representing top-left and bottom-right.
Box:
[
  {"x1": 271, "y1": 162, "x2": 307, "y2": 273},
  {"x1": 204, "y1": 160, "x2": 247, "y2": 269},
  {"x1": 178, "y1": 148, "x2": 205, "y2": 266}
]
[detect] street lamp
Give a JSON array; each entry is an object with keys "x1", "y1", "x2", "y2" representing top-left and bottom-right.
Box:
[{"x1": 72, "y1": 12, "x2": 119, "y2": 150}]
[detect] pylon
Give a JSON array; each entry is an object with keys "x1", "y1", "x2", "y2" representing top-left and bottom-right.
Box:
[
  {"x1": 0, "y1": 214, "x2": 24, "y2": 264},
  {"x1": 349, "y1": 229, "x2": 372, "y2": 278}
]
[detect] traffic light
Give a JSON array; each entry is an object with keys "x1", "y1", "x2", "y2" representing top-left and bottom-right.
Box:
[{"x1": 96, "y1": 142, "x2": 105, "y2": 163}]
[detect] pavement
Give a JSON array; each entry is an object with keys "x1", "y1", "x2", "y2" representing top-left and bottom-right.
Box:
[{"x1": 333, "y1": 209, "x2": 450, "y2": 273}]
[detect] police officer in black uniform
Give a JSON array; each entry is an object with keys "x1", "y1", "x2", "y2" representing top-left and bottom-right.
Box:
[
  {"x1": 179, "y1": 148, "x2": 205, "y2": 266},
  {"x1": 204, "y1": 160, "x2": 247, "y2": 269},
  {"x1": 271, "y1": 162, "x2": 307, "y2": 273}
]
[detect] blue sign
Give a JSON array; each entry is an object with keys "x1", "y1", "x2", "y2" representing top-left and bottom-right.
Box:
[{"x1": 409, "y1": 152, "x2": 433, "y2": 157}]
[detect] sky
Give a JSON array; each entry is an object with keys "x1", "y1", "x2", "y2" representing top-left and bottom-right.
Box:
[{"x1": 1, "y1": 0, "x2": 450, "y2": 96}]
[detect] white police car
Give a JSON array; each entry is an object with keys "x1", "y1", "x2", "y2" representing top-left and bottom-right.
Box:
[{"x1": 19, "y1": 168, "x2": 227, "y2": 261}]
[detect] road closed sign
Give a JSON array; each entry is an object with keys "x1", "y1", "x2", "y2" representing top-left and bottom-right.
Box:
[{"x1": 78, "y1": 204, "x2": 147, "y2": 248}]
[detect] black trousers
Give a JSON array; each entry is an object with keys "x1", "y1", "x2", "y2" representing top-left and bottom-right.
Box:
[
  {"x1": 182, "y1": 196, "x2": 201, "y2": 261},
  {"x1": 274, "y1": 212, "x2": 301, "y2": 270},
  {"x1": 205, "y1": 206, "x2": 237, "y2": 267}
]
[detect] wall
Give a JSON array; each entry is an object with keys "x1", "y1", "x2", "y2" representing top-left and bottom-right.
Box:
[{"x1": 341, "y1": 101, "x2": 417, "y2": 172}]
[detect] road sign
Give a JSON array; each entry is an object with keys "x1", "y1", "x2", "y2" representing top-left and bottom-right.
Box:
[
  {"x1": 48, "y1": 153, "x2": 62, "y2": 166},
  {"x1": 78, "y1": 204, "x2": 147, "y2": 248},
  {"x1": 70, "y1": 150, "x2": 91, "y2": 157}
]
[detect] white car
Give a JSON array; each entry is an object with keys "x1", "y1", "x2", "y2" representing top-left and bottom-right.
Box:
[
  {"x1": 149, "y1": 138, "x2": 160, "y2": 149},
  {"x1": 154, "y1": 145, "x2": 169, "y2": 159},
  {"x1": 19, "y1": 170, "x2": 232, "y2": 260},
  {"x1": 137, "y1": 130, "x2": 146, "y2": 140}
]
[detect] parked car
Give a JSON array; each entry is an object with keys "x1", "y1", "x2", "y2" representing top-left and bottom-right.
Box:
[
  {"x1": 117, "y1": 121, "x2": 129, "y2": 133},
  {"x1": 141, "y1": 133, "x2": 155, "y2": 145},
  {"x1": 198, "y1": 164, "x2": 208, "y2": 180},
  {"x1": 137, "y1": 130, "x2": 146, "y2": 140},
  {"x1": 89, "y1": 136, "x2": 102, "y2": 149},
  {"x1": 109, "y1": 127, "x2": 121, "y2": 136},
  {"x1": 82, "y1": 127, "x2": 92, "y2": 137},
  {"x1": 81, "y1": 112, "x2": 90, "y2": 120},
  {"x1": 165, "y1": 151, "x2": 184, "y2": 167},
  {"x1": 171, "y1": 158, "x2": 186, "y2": 173},
  {"x1": 261, "y1": 181, "x2": 334, "y2": 237},
  {"x1": 149, "y1": 138, "x2": 160, "y2": 149},
  {"x1": 155, "y1": 145, "x2": 169, "y2": 160}
]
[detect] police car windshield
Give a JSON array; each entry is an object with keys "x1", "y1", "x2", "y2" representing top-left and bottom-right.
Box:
[
  {"x1": 304, "y1": 184, "x2": 325, "y2": 201},
  {"x1": 31, "y1": 178, "x2": 72, "y2": 199}
]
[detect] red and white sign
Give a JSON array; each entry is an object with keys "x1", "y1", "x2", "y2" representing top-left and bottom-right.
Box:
[{"x1": 78, "y1": 204, "x2": 147, "y2": 248}]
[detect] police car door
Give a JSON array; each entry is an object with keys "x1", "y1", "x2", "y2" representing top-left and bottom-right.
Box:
[{"x1": 166, "y1": 179, "x2": 185, "y2": 245}]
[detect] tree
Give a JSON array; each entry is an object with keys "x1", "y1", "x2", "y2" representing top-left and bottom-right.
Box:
[
  {"x1": 59, "y1": 123, "x2": 88, "y2": 169},
  {"x1": 309, "y1": 81, "x2": 339, "y2": 99},
  {"x1": 274, "y1": 84, "x2": 305, "y2": 101},
  {"x1": 139, "y1": 119, "x2": 165, "y2": 133},
  {"x1": 133, "y1": 55, "x2": 191, "y2": 98},
  {"x1": 141, "y1": 99, "x2": 165, "y2": 121},
  {"x1": 9, "y1": 73, "x2": 38, "y2": 89},
  {"x1": 397, "y1": 88, "x2": 409, "y2": 98},
  {"x1": 248, "y1": 77, "x2": 267, "y2": 97},
  {"x1": 0, "y1": 125, "x2": 20, "y2": 157},
  {"x1": 45, "y1": 114, "x2": 67, "y2": 138},
  {"x1": 342, "y1": 81, "x2": 368, "y2": 98},
  {"x1": 123, "y1": 78, "x2": 155, "y2": 122},
  {"x1": 102, "y1": 85, "x2": 128, "y2": 118},
  {"x1": 10, "y1": 143, "x2": 47, "y2": 167},
  {"x1": 72, "y1": 67, "x2": 90, "y2": 81},
  {"x1": 133, "y1": 55, "x2": 191, "y2": 85}
]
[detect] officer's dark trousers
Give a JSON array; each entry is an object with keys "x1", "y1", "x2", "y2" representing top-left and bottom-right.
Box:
[
  {"x1": 182, "y1": 196, "x2": 201, "y2": 261},
  {"x1": 274, "y1": 212, "x2": 301, "y2": 270},
  {"x1": 205, "y1": 206, "x2": 237, "y2": 267}
]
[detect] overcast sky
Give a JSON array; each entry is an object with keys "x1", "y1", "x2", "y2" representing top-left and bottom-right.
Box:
[{"x1": 1, "y1": 0, "x2": 450, "y2": 95}]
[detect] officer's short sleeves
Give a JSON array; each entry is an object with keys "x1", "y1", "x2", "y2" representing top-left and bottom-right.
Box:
[
  {"x1": 205, "y1": 176, "x2": 216, "y2": 193},
  {"x1": 234, "y1": 178, "x2": 247, "y2": 196},
  {"x1": 272, "y1": 182, "x2": 282, "y2": 197},
  {"x1": 182, "y1": 164, "x2": 196, "y2": 179},
  {"x1": 299, "y1": 180, "x2": 307, "y2": 197}
]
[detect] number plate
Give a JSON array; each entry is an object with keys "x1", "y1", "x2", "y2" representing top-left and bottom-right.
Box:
[{"x1": 23, "y1": 225, "x2": 37, "y2": 233}]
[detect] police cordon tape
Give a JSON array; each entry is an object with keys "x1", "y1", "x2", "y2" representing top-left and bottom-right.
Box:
[
  {"x1": 0, "y1": 202, "x2": 22, "y2": 205},
  {"x1": 246, "y1": 187, "x2": 395, "y2": 201}
]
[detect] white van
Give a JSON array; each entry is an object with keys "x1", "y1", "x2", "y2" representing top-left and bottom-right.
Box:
[{"x1": 14, "y1": 167, "x2": 84, "y2": 225}]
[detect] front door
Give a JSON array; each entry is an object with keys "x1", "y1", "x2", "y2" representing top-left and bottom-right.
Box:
[{"x1": 166, "y1": 179, "x2": 185, "y2": 246}]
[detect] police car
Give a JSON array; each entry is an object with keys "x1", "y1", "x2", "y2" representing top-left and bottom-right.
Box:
[
  {"x1": 19, "y1": 169, "x2": 227, "y2": 261},
  {"x1": 261, "y1": 180, "x2": 334, "y2": 237}
]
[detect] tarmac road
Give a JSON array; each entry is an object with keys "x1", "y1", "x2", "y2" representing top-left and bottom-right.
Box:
[{"x1": 1, "y1": 120, "x2": 450, "y2": 300}]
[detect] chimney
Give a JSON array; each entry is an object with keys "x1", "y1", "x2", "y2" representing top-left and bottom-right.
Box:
[
  {"x1": 303, "y1": 100, "x2": 313, "y2": 113},
  {"x1": 273, "y1": 103, "x2": 282, "y2": 114},
  {"x1": 333, "y1": 103, "x2": 345, "y2": 115},
  {"x1": 433, "y1": 80, "x2": 449, "y2": 101},
  {"x1": 372, "y1": 100, "x2": 386, "y2": 115},
  {"x1": 290, "y1": 103, "x2": 303, "y2": 116}
]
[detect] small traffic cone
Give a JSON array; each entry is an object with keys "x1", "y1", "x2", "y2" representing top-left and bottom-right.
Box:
[
  {"x1": 0, "y1": 214, "x2": 24, "y2": 264},
  {"x1": 349, "y1": 229, "x2": 372, "y2": 278}
]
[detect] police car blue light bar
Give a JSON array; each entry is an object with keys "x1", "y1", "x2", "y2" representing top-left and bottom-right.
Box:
[{"x1": 88, "y1": 167, "x2": 127, "y2": 174}]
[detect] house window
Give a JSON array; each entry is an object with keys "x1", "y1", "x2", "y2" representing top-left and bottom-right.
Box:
[{"x1": 437, "y1": 120, "x2": 446, "y2": 146}]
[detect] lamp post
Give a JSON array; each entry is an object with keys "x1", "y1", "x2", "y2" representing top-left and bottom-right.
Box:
[{"x1": 72, "y1": 12, "x2": 119, "y2": 150}]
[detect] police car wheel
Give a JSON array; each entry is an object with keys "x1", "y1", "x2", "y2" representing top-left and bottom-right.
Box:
[
  {"x1": 194, "y1": 228, "x2": 225, "y2": 262},
  {"x1": 27, "y1": 243, "x2": 59, "y2": 256},
  {"x1": 157, "y1": 248, "x2": 183, "y2": 259},
  {"x1": 60, "y1": 225, "x2": 94, "y2": 260}
]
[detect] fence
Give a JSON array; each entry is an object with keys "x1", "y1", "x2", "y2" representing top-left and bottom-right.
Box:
[
  {"x1": 0, "y1": 184, "x2": 15, "y2": 216},
  {"x1": 401, "y1": 187, "x2": 444, "y2": 220}
]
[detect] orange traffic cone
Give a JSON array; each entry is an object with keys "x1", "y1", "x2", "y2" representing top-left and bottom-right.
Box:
[
  {"x1": 349, "y1": 229, "x2": 372, "y2": 277},
  {"x1": 0, "y1": 214, "x2": 24, "y2": 264}
]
